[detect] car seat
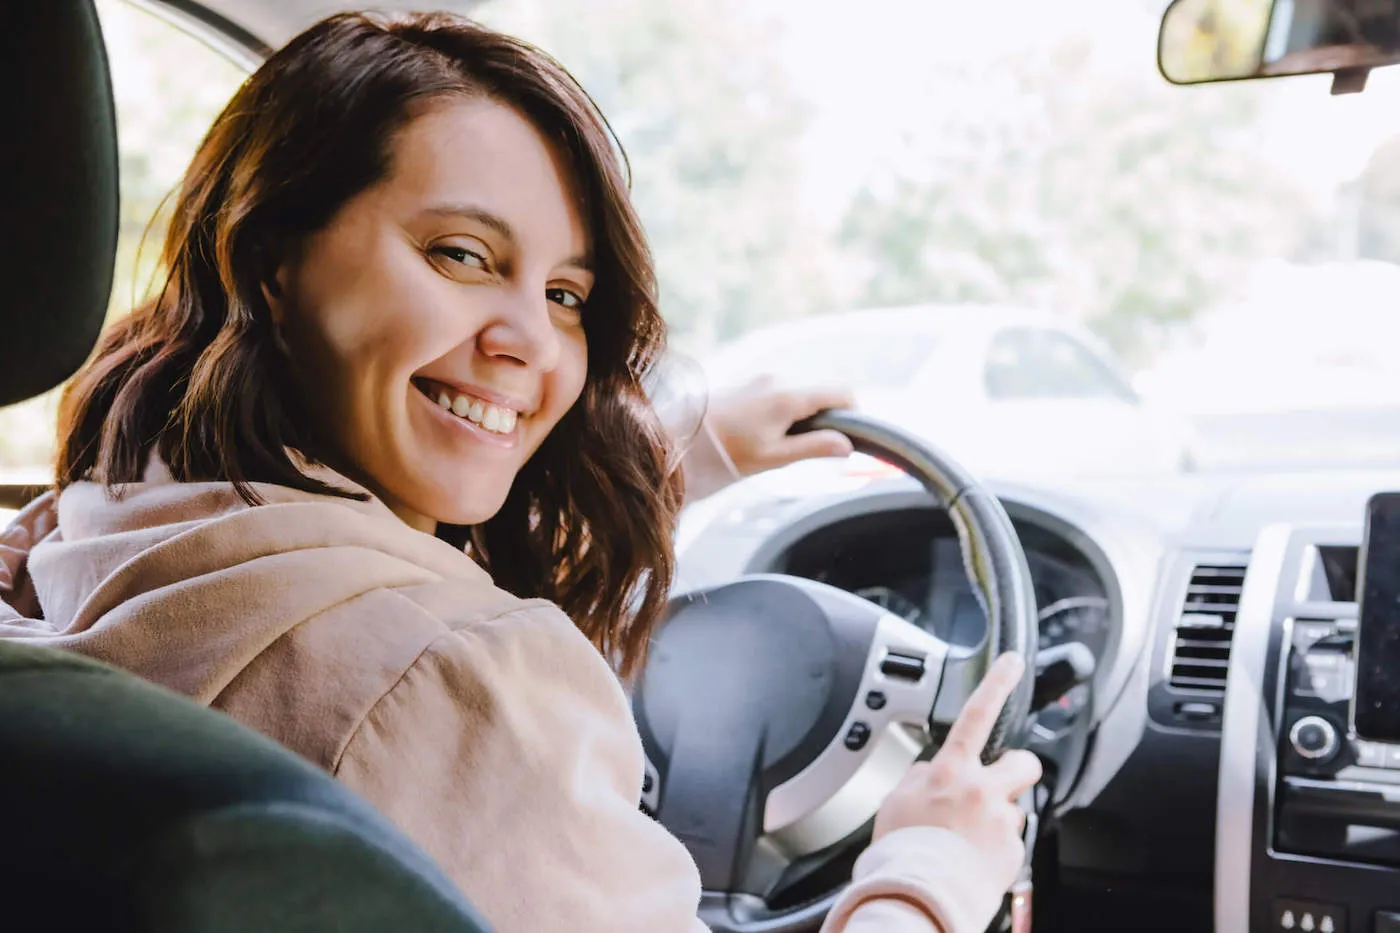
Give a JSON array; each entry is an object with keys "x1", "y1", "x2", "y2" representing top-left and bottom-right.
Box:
[{"x1": 0, "y1": 6, "x2": 492, "y2": 931}]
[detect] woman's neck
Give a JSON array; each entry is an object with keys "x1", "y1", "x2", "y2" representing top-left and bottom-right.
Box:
[
  {"x1": 303, "y1": 446, "x2": 438, "y2": 535},
  {"x1": 388, "y1": 501, "x2": 438, "y2": 535}
]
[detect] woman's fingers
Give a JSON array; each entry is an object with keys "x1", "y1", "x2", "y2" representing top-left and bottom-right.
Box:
[
  {"x1": 985, "y1": 748, "x2": 1044, "y2": 798},
  {"x1": 941, "y1": 653, "x2": 1026, "y2": 760},
  {"x1": 778, "y1": 387, "x2": 856, "y2": 422},
  {"x1": 777, "y1": 428, "x2": 853, "y2": 462},
  {"x1": 704, "y1": 383, "x2": 857, "y2": 477}
]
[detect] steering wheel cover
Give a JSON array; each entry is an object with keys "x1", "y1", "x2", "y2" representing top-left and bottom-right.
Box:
[{"x1": 796, "y1": 410, "x2": 1037, "y2": 757}]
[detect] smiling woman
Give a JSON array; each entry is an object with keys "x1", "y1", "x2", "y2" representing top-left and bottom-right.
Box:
[
  {"x1": 0, "y1": 10, "x2": 1042, "y2": 933},
  {"x1": 55, "y1": 13, "x2": 681, "y2": 669}
]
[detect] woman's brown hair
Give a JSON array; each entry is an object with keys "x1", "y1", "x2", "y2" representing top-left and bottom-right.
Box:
[{"x1": 57, "y1": 12, "x2": 683, "y2": 676}]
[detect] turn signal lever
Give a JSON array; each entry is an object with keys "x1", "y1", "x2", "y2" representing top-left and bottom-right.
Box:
[
  {"x1": 996, "y1": 644, "x2": 1094, "y2": 933},
  {"x1": 1030, "y1": 642, "x2": 1095, "y2": 713}
]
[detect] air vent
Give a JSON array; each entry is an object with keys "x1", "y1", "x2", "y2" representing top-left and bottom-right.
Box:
[{"x1": 1169, "y1": 563, "x2": 1247, "y2": 693}]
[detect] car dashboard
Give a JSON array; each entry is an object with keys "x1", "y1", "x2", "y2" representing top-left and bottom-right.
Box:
[
  {"x1": 765, "y1": 508, "x2": 1109, "y2": 743},
  {"x1": 675, "y1": 463, "x2": 1400, "y2": 932}
]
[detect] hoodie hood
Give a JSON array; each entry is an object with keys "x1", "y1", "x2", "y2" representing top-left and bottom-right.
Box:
[{"x1": 0, "y1": 460, "x2": 491, "y2": 702}]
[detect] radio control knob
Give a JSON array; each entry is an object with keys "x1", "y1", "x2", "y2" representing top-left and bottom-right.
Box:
[{"x1": 1290, "y1": 716, "x2": 1339, "y2": 761}]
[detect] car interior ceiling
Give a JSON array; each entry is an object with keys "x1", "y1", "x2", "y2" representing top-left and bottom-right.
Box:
[{"x1": 0, "y1": 5, "x2": 491, "y2": 931}]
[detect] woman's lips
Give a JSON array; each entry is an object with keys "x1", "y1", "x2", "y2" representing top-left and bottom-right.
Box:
[
  {"x1": 414, "y1": 377, "x2": 520, "y2": 435},
  {"x1": 413, "y1": 378, "x2": 520, "y2": 448}
]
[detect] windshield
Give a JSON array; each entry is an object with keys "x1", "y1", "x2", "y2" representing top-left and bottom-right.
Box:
[
  {"x1": 704, "y1": 325, "x2": 944, "y2": 392},
  {"x1": 476, "y1": 0, "x2": 1400, "y2": 482},
  {"x1": 3, "y1": 0, "x2": 1400, "y2": 491}
]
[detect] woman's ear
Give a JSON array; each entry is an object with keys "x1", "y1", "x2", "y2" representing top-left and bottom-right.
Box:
[
  {"x1": 260, "y1": 261, "x2": 288, "y2": 321},
  {"x1": 258, "y1": 251, "x2": 293, "y2": 355}
]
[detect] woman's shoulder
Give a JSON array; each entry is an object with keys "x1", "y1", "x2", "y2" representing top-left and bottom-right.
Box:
[
  {"x1": 377, "y1": 582, "x2": 622, "y2": 710},
  {"x1": 26, "y1": 474, "x2": 611, "y2": 768},
  {"x1": 239, "y1": 578, "x2": 629, "y2": 774},
  {"x1": 207, "y1": 529, "x2": 610, "y2": 771}
]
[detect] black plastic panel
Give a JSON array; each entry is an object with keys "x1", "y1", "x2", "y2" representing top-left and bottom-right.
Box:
[
  {"x1": 1058, "y1": 724, "x2": 1220, "y2": 888},
  {"x1": 1248, "y1": 612, "x2": 1400, "y2": 931}
]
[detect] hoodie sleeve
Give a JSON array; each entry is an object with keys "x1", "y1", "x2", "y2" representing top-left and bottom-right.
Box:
[
  {"x1": 823, "y1": 827, "x2": 1014, "y2": 933},
  {"x1": 0, "y1": 493, "x2": 58, "y2": 622}
]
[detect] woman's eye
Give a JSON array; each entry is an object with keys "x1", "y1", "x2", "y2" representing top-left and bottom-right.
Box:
[
  {"x1": 431, "y1": 245, "x2": 487, "y2": 269},
  {"x1": 546, "y1": 287, "x2": 586, "y2": 312}
]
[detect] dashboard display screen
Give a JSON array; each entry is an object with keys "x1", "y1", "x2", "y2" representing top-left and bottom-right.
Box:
[{"x1": 1354, "y1": 492, "x2": 1400, "y2": 741}]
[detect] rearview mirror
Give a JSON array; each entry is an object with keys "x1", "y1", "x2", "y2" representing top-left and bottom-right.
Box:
[{"x1": 1159, "y1": 0, "x2": 1400, "y2": 93}]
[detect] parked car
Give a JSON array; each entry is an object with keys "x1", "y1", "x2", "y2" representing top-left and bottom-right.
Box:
[{"x1": 701, "y1": 304, "x2": 1199, "y2": 480}]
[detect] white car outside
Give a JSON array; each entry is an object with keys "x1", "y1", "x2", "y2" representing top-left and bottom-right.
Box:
[{"x1": 700, "y1": 305, "x2": 1197, "y2": 482}]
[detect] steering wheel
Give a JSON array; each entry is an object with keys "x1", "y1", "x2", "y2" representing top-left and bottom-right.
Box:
[{"x1": 633, "y1": 410, "x2": 1040, "y2": 933}]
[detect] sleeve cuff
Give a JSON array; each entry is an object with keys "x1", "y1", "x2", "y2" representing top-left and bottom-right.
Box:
[{"x1": 822, "y1": 827, "x2": 1009, "y2": 933}]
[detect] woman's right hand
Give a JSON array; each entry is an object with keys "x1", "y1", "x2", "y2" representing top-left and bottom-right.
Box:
[{"x1": 873, "y1": 653, "x2": 1042, "y2": 894}]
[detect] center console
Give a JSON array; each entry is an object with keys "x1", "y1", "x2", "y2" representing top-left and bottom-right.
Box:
[{"x1": 1218, "y1": 524, "x2": 1400, "y2": 933}]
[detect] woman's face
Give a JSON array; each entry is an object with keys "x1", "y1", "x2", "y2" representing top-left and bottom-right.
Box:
[{"x1": 268, "y1": 98, "x2": 593, "y2": 531}]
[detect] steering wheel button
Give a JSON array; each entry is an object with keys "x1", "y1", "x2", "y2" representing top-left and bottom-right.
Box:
[
  {"x1": 879, "y1": 651, "x2": 925, "y2": 681},
  {"x1": 844, "y1": 721, "x2": 872, "y2": 751},
  {"x1": 864, "y1": 690, "x2": 887, "y2": 711}
]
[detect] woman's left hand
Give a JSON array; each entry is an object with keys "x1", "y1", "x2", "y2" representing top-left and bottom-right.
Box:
[{"x1": 707, "y1": 378, "x2": 856, "y2": 478}]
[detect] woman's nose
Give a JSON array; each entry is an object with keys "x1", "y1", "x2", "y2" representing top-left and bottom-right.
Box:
[{"x1": 477, "y1": 288, "x2": 562, "y2": 373}]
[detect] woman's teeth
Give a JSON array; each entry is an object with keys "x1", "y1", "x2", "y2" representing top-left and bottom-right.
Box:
[{"x1": 434, "y1": 390, "x2": 518, "y2": 434}]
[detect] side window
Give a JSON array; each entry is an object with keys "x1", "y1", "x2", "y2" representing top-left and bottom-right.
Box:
[
  {"x1": 0, "y1": 2, "x2": 247, "y2": 486},
  {"x1": 984, "y1": 329, "x2": 1133, "y2": 402},
  {"x1": 102, "y1": 1, "x2": 248, "y2": 318}
]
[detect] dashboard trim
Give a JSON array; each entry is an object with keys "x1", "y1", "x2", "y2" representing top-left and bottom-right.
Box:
[
  {"x1": 1214, "y1": 523, "x2": 1366, "y2": 933},
  {"x1": 1215, "y1": 524, "x2": 1289, "y2": 933}
]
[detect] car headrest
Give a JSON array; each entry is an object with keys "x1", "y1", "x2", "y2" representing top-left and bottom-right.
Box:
[{"x1": 0, "y1": 2, "x2": 118, "y2": 407}]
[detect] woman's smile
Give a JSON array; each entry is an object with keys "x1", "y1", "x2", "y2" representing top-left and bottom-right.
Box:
[{"x1": 411, "y1": 376, "x2": 525, "y2": 449}]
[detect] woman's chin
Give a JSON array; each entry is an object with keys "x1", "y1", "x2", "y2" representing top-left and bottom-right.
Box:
[{"x1": 415, "y1": 481, "x2": 511, "y2": 529}]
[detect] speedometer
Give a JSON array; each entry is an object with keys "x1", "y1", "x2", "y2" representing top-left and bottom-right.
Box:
[
  {"x1": 854, "y1": 586, "x2": 924, "y2": 625},
  {"x1": 1038, "y1": 595, "x2": 1110, "y2": 653}
]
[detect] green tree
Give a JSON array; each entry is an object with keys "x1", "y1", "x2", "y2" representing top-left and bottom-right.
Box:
[
  {"x1": 1356, "y1": 135, "x2": 1400, "y2": 263},
  {"x1": 103, "y1": 0, "x2": 246, "y2": 314},
  {"x1": 835, "y1": 34, "x2": 1316, "y2": 363}
]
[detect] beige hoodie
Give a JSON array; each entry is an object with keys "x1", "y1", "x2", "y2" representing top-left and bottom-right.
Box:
[{"x1": 0, "y1": 463, "x2": 1009, "y2": 933}]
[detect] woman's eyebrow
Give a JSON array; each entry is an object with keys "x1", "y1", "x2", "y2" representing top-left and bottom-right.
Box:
[
  {"x1": 423, "y1": 203, "x2": 515, "y2": 241},
  {"x1": 561, "y1": 254, "x2": 594, "y2": 275},
  {"x1": 423, "y1": 203, "x2": 593, "y2": 273}
]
